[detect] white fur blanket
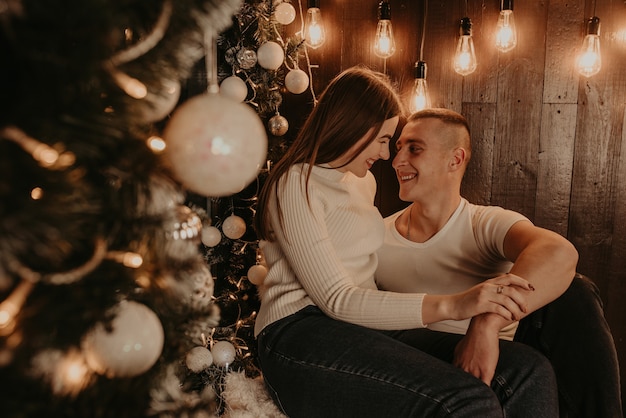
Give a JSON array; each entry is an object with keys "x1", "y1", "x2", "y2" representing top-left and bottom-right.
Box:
[{"x1": 222, "y1": 372, "x2": 288, "y2": 418}]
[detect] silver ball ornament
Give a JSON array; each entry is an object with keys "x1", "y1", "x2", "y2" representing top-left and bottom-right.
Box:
[
  {"x1": 269, "y1": 114, "x2": 289, "y2": 136},
  {"x1": 236, "y1": 48, "x2": 257, "y2": 70}
]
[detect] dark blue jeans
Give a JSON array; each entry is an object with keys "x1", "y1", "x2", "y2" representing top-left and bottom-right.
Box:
[
  {"x1": 514, "y1": 274, "x2": 623, "y2": 418},
  {"x1": 258, "y1": 305, "x2": 558, "y2": 417}
]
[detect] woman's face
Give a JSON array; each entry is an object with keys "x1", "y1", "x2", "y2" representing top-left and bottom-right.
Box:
[{"x1": 331, "y1": 116, "x2": 399, "y2": 178}]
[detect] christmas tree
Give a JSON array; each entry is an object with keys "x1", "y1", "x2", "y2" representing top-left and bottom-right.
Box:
[{"x1": 0, "y1": 0, "x2": 313, "y2": 416}]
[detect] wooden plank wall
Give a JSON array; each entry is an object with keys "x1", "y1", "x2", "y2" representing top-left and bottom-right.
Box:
[{"x1": 283, "y1": 0, "x2": 626, "y2": 406}]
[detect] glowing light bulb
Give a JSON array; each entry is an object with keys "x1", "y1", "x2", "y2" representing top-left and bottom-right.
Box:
[
  {"x1": 454, "y1": 17, "x2": 477, "y2": 76},
  {"x1": 0, "y1": 280, "x2": 34, "y2": 336},
  {"x1": 57, "y1": 350, "x2": 91, "y2": 395},
  {"x1": 409, "y1": 61, "x2": 431, "y2": 113},
  {"x1": 304, "y1": 0, "x2": 325, "y2": 49},
  {"x1": 495, "y1": 0, "x2": 517, "y2": 53},
  {"x1": 374, "y1": 0, "x2": 396, "y2": 59},
  {"x1": 577, "y1": 16, "x2": 601, "y2": 78}
]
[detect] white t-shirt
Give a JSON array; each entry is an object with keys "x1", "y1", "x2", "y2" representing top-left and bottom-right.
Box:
[{"x1": 375, "y1": 198, "x2": 528, "y2": 340}]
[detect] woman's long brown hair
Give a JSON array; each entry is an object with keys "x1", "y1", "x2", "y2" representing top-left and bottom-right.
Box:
[{"x1": 254, "y1": 66, "x2": 405, "y2": 241}]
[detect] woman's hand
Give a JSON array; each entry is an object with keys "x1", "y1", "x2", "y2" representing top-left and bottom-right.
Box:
[
  {"x1": 422, "y1": 273, "x2": 534, "y2": 324},
  {"x1": 449, "y1": 273, "x2": 534, "y2": 321}
]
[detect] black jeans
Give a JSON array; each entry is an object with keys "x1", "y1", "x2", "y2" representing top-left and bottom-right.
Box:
[
  {"x1": 259, "y1": 306, "x2": 558, "y2": 418},
  {"x1": 515, "y1": 274, "x2": 623, "y2": 418}
]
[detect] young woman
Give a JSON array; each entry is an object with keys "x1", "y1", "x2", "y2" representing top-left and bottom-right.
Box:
[{"x1": 253, "y1": 67, "x2": 557, "y2": 417}]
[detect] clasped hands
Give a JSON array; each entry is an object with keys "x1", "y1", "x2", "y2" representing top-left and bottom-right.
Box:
[
  {"x1": 448, "y1": 273, "x2": 534, "y2": 322},
  {"x1": 451, "y1": 273, "x2": 535, "y2": 386}
]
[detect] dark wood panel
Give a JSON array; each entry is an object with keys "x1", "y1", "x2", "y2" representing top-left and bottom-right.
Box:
[
  {"x1": 304, "y1": 0, "x2": 343, "y2": 97},
  {"x1": 421, "y1": 0, "x2": 463, "y2": 110},
  {"x1": 491, "y1": 1, "x2": 548, "y2": 219},
  {"x1": 388, "y1": 0, "x2": 424, "y2": 104},
  {"x1": 382, "y1": 0, "x2": 419, "y2": 92},
  {"x1": 567, "y1": 100, "x2": 614, "y2": 288},
  {"x1": 340, "y1": 0, "x2": 377, "y2": 67},
  {"x1": 534, "y1": 103, "x2": 576, "y2": 236},
  {"x1": 461, "y1": 102, "x2": 496, "y2": 205},
  {"x1": 373, "y1": 157, "x2": 409, "y2": 217},
  {"x1": 461, "y1": 0, "x2": 500, "y2": 104},
  {"x1": 606, "y1": 107, "x2": 626, "y2": 385},
  {"x1": 569, "y1": 0, "x2": 626, "y2": 298},
  {"x1": 542, "y1": 0, "x2": 584, "y2": 104}
]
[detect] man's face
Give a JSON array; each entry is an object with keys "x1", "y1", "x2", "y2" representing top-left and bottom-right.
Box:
[{"x1": 392, "y1": 118, "x2": 453, "y2": 203}]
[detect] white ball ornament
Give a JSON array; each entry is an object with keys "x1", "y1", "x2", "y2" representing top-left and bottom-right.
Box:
[
  {"x1": 163, "y1": 93, "x2": 267, "y2": 197},
  {"x1": 285, "y1": 69, "x2": 309, "y2": 94},
  {"x1": 257, "y1": 41, "x2": 285, "y2": 70},
  {"x1": 185, "y1": 346, "x2": 214, "y2": 372},
  {"x1": 201, "y1": 225, "x2": 222, "y2": 247},
  {"x1": 211, "y1": 340, "x2": 236, "y2": 367},
  {"x1": 222, "y1": 215, "x2": 246, "y2": 240},
  {"x1": 247, "y1": 264, "x2": 268, "y2": 285},
  {"x1": 82, "y1": 301, "x2": 164, "y2": 378},
  {"x1": 274, "y1": 2, "x2": 296, "y2": 25},
  {"x1": 220, "y1": 76, "x2": 248, "y2": 102}
]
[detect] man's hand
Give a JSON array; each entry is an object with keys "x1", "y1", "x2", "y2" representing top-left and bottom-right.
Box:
[{"x1": 453, "y1": 314, "x2": 502, "y2": 385}]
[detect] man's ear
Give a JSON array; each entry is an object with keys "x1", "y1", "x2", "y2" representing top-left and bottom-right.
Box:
[{"x1": 449, "y1": 147, "x2": 467, "y2": 171}]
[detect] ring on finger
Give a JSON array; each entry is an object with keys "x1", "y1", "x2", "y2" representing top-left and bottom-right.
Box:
[{"x1": 497, "y1": 285, "x2": 504, "y2": 294}]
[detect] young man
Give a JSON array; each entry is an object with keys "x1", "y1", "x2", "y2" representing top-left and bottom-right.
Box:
[{"x1": 375, "y1": 108, "x2": 622, "y2": 418}]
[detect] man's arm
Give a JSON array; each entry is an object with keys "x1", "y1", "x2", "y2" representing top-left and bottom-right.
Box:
[{"x1": 454, "y1": 220, "x2": 579, "y2": 384}]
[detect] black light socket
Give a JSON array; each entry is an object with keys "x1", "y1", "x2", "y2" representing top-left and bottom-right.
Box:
[
  {"x1": 586, "y1": 16, "x2": 601, "y2": 36},
  {"x1": 460, "y1": 17, "x2": 472, "y2": 36},
  {"x1": 378, "y1": 1, "x2": 392, "y2": 20},
  {"x1": 414, "y1": 61, "x2": 427, "y2": 79}
]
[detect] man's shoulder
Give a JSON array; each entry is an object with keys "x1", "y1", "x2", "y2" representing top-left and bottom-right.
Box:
[{"x1": 465, "y1": 200, "x2": 528, "y2": 222}]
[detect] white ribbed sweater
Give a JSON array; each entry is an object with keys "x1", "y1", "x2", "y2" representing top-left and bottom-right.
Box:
[{"x1": 254, "y1": 164, "x2": 426, "y2": 337}]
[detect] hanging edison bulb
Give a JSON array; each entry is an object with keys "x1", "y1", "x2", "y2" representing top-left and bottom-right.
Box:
[
  {"x1": 374, "y1": 0, "x2": 396, "y2": 59},
  {"x1": 409, "y1": 61, "x2": 431, "y2": 113},
  {"x1": 304, "y1": 0, "x2": 326, "y2": 49},
  {"x1": 454, "y1": 17, "x2": 477, "y2": 76},
  {"x1": 576, "y1": 16, "x2": 601, "y2": 78},
  {"x1": 495, "y1": 0, "x2": 517, "y2": 53}
]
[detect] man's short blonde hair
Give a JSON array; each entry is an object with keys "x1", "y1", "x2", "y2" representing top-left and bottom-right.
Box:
[{"x1": 408, "y1": 108, "x2": 471, "y2": 163}]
